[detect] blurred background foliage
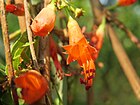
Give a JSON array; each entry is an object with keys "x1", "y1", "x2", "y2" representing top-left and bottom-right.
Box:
[{"x1": 0, "y1": 0, "x2": 140, "y2": 105}]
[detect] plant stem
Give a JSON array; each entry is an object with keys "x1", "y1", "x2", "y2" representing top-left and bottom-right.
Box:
[
  {"x1": 87, "y1": 88, "x2": 94, "y2": 105},
  {"x1": 0, "y1": 0, "x2": 14, "y2": 87},
  {"x1": 108, "y1": 24, "x2": 140, "y2": 100},
  {"x1": 24, "y1": 0, "x2": 39, "y2": 70},
  {"x1": 0, "y1": 0, "x2": 19, "y2": 104}
]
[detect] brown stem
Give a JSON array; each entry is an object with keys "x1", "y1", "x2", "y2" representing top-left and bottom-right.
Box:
[
  {"x1": 40, "y1": 1, "x2": 52, "y2": 104},
  {"x1": 0, "y1": 0, "x2": 14, "y2": 88},
  {"x1": 15, "y1": 0, "x2": 26, "y2": 34},
  {"x1": 87, "y1": 88, "x2": 94, "y2": 105},
  {"x1": 0, "y1": 0, "x2": 19, "y2": 104},
  {"x1": 44, "y1": 36, "x2": 52, "y2": 105},
  {"x1": 125, "y1": 30, "x2": 140, "y2": 48},
  {"x1": 108, "y1": 24, "x2": 140, "y2": 100},
  {"x1": 35, "y1": 0, "x2": 52, "y2": 105},
  {"x1": 24, "y1": 0, "x2": 39, "y2": 70},
  {"x1": 37, "y1": 36, "x2": 51, "y2": 105},
  {"x1": 90, "y1": 0, "x2": 103, "y2": 25},
  {"x1": 114, "y1": 20, "x2": 140, "y2": 48}
]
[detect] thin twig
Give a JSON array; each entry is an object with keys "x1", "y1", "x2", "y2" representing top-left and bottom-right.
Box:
[
  {"x1": 0, "y1": 0, "x2": 14, "y2": 87},
  {"x1": 0, "y1": 0, "x2": 19, "y2": 104},
  {"x1": 24, "y1": 0, "x2": 39, "y2": 70},
  {"x1": 87, "y1": 88, "x2": 94, "y2": 105},
  {"x1": 36, "y1": 0, "x2": 52, "y2": 105},
  {"x1": 90, "y1": 0, "x2": 103, "y2": 25},
  {"x1": 108, "y1": 24, "x2": 140, "y2": 100}
]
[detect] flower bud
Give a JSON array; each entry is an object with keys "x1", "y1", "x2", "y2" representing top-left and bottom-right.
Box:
[{"x1": 31, "y1": 4, "x2": 56, "y2": 37}]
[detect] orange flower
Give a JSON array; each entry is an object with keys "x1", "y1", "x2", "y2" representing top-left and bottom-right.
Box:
[
  {"x1": 5, "y1": 3, "x2": 24, "y2": 16},
  {"x1": 63, "y1": 17, "x2": 97, "y2": 89},
  {"x1": 63, "y1": 16, "x2": 97, "y2": 65},
  {"x1": 31, "y1": 4, "x2": 56, "y2": 37},
  {"x1": 118, "y1": 0, "x2": 137, "y2": 6},
  {"x1": 14, "y1": 70, "x2": 48, "y2": 104}
]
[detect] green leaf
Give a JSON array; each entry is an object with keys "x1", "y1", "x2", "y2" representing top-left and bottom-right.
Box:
[
  {"x1": 11, "y1": 32, "x2": 28, "y2": 70},
  {"x1": 13, "y1": 48, "x2": 25, "y2": 70},
  {"x1": 22, "y1": 42, "x2": 34, "y2": 47},
  {"x1": 0, "y1": 66, "x2": 6, "y2": 83},
  {"x1": 11, "y1": 32, "x2": 28, "y2": 56},
  {"x1": 0, "y1": 63, "x2": 6, "y2": 77}
]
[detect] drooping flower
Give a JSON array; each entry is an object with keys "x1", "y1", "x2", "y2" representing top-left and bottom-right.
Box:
[
  {"x1": 5, "y1": 3, "x2": 24, "y2": 16},
  {"x1": 14, "y1": 70, "x2": 48, "y2": 104},
  {"x1": 118, "y1": 0, "x2": 137, "y2": 6},
  {"x1": 30, "y1": 4, "x2": 56, "y2": 37},
  {"x1": 49, "y1": 36, "x2": 63, "y2": 79},
  {"x1": 63, "y1": 16, "x2": 97, "y2": 90},
  {"x1": 90, "y1": 17, "x2": 105, "y2": 60}
]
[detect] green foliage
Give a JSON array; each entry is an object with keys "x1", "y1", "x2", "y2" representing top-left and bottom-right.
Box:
[
  {"x1": 11, "y1": 32, "x2": 29, "y2": 70},
  {"x1": 0, "y1": 89, "x2": 14, "y2": 105}
]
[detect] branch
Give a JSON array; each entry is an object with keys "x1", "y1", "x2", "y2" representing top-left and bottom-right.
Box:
[
  {"x1": 36, "y1": 0, "x2": 52, "y2": 105},
  {"x1": 90, "y1": 0, "x2": 103, "y2": 25},
  {"x1": 0, "y1": 0, "x2": 14, "y2": 86},
  {"x1": 0, "y1": 0, "x2": 19, "y2": 104},
  {"x1": 87, "y1": 88, "x2": 94, "y2": 105},
  {"x1": 108, "y1": 24, "x2": 140, "y2": 100},
  {"x1": 24, "y1": 0, "x2": 39, "y2": 70}
]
